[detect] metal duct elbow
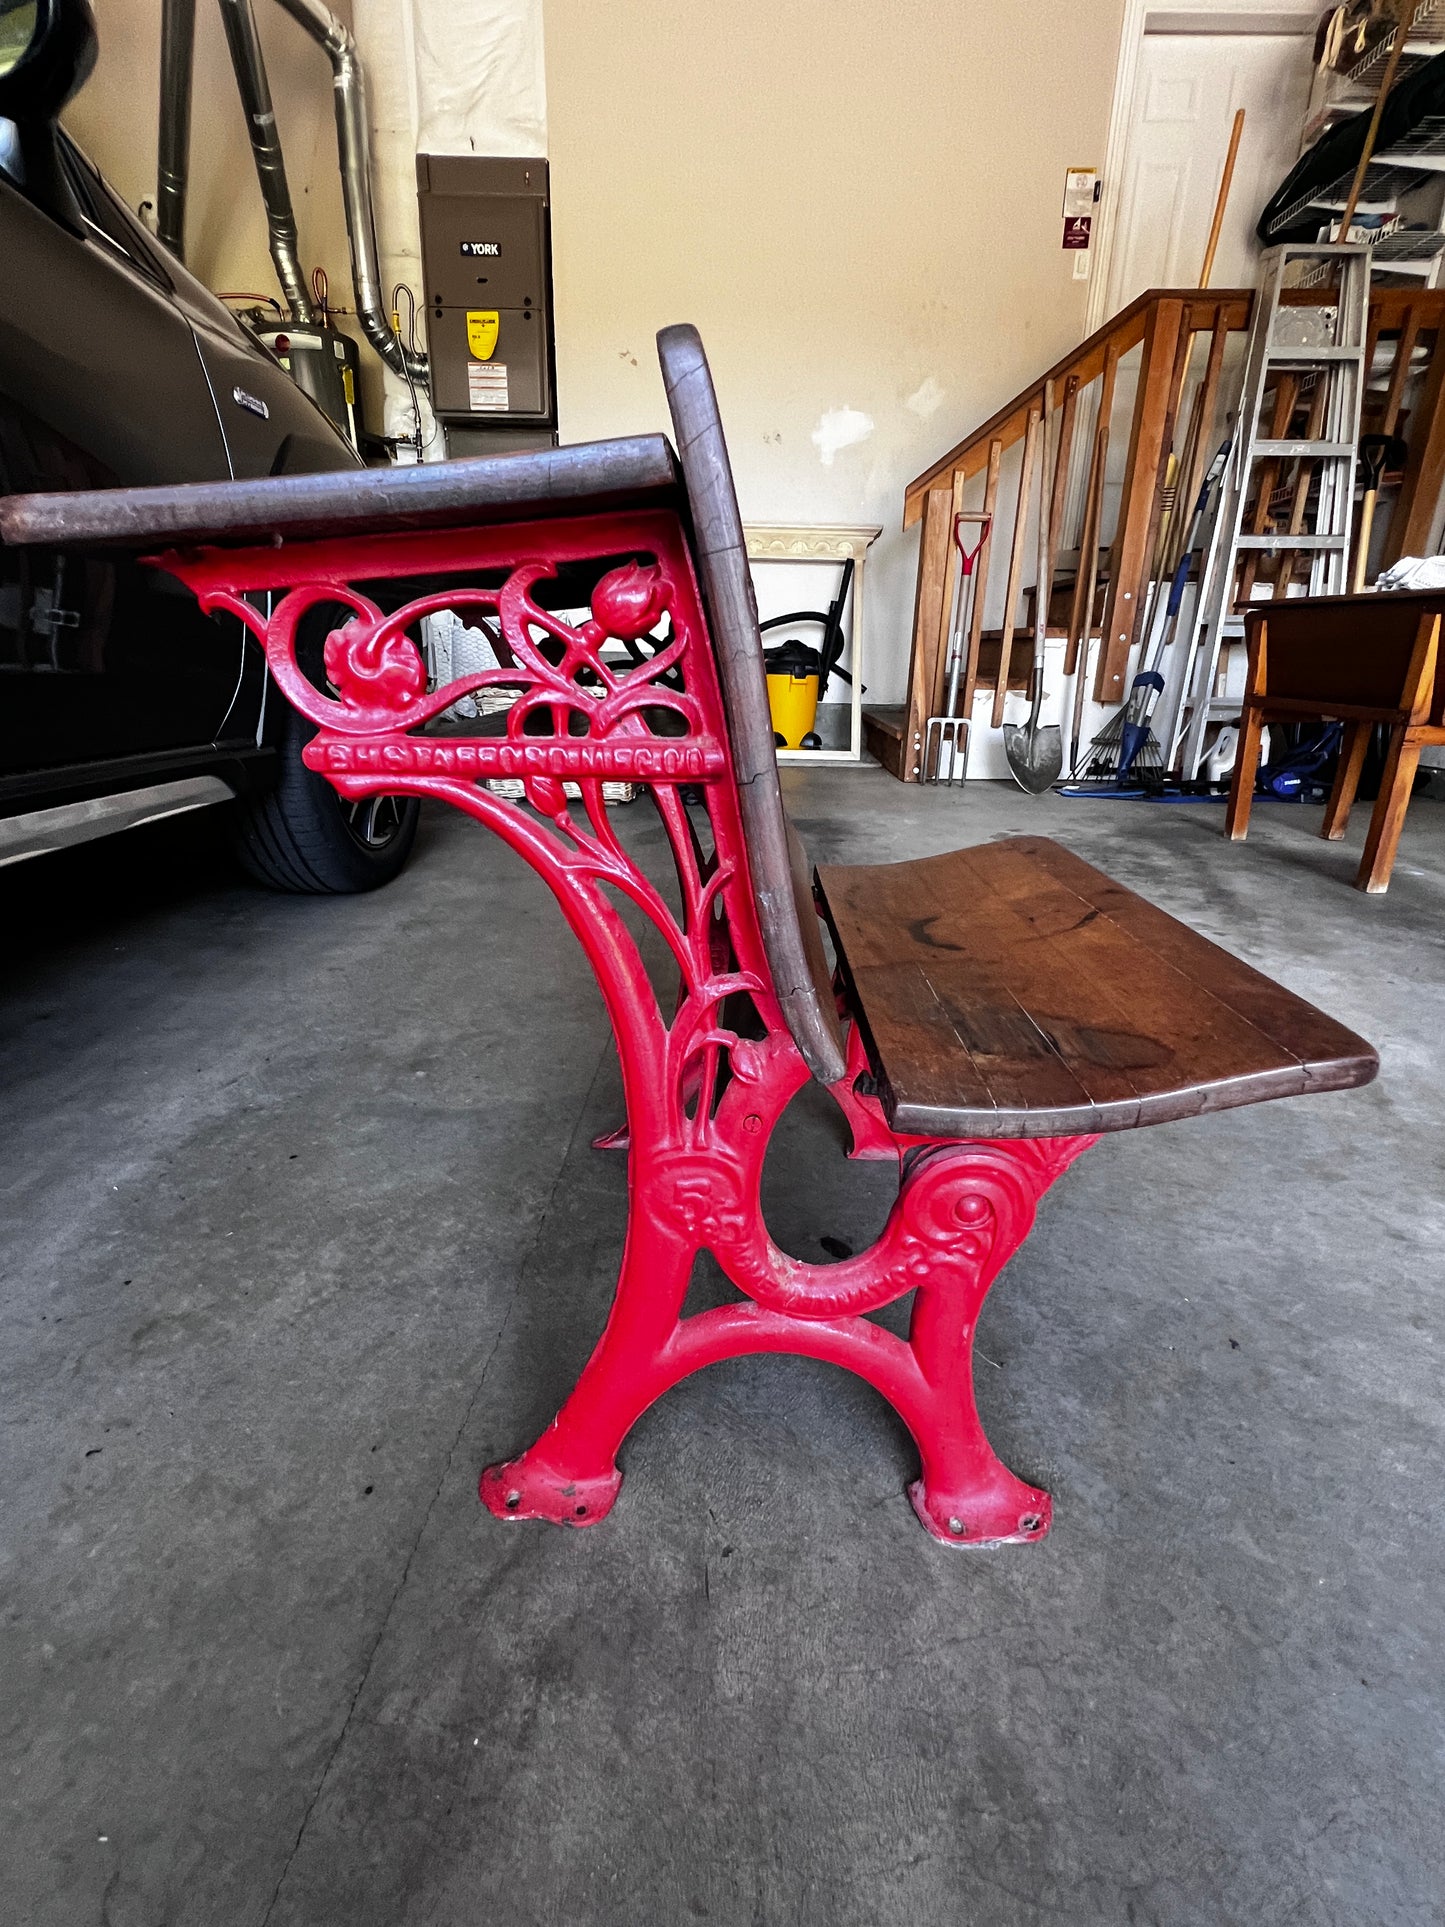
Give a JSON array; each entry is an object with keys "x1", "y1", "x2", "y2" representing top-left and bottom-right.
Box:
[
  {"x1": 217, "y1": 0, "x2": 315, "y2": 323},
  {"x1": 270, "y1": 0, "x2": 427, "y2": 381}
]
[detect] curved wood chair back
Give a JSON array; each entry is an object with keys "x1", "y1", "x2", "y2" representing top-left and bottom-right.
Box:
[{"x1": 656, "y1": 324, "x2": 846, "y2": 1084}]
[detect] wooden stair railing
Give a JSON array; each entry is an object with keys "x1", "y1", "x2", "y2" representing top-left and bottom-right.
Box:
[{"x1": 871, "y1": 284, "x2": 1445, "y2": 783}]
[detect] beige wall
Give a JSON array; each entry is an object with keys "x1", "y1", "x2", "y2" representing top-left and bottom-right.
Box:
[
  {"x1": 62, "y1": 0, "x2": 1128, "y2": 688},
  {"x1": 544, "y1": 0, "x2": 1126, "y2": 699},
  {"x1": 64, "y1": 0, "x2": 357, "y2": 329}
]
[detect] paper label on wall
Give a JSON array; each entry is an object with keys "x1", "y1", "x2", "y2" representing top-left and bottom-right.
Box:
[
  {"x1": 466, "y1": 309, "x2": 500, "y2": 360},
  {"x1": 467, "y1": 361, "x2": 510, "y2": 412},
  {"x1": 1062, "y1": 216, "x2": 1093, "y2": 251},
  {"x1": 1062, "y1": 168, "x2": 1097, "y2": 218}
]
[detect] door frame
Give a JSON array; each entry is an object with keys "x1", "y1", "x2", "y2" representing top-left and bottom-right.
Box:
[
  {"x1": 1088, "y1": 0, "x2": 1152, "y2": 335},
  {"x1": 1087, "y1": 2, "x2": 1317, "y2": 333}
]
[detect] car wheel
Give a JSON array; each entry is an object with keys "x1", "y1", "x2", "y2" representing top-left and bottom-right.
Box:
[{"x1": 231, "y1": 702, "x2": 419, "y2": 894}]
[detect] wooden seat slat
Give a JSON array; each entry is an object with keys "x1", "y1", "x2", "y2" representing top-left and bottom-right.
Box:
[
  {"x1": 940, "y1": 841, "x2": 1316, "y2": 1106},
  {"x1": 894, "y1": 856, "x2": 1169, "y2": 1121},
  {"x1": 1017, "y1": 838, "x2": 1378, "y2": 1075},
  {"x1": 823, "y1": 849, "x2": 1181, "y2": 1133},
  {"x1": 817, "y1": 836, "x2": 1376, "y2": 1139},
  {"x1": 846, "y1": 852, "x2": 1124, "y2": 1121}
]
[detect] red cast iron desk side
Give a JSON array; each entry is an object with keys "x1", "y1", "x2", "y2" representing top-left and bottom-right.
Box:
[{"x1": 153, "y1": 500, "x2": 1091, "y2": 1548}]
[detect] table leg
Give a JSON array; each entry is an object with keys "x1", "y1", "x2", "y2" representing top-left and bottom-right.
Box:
[
  {"x1": 1356, "y1": 726, "x2": 1422, "y2": 894},
  {"x1": 1322, "y1": 720, "x2": 1371, "y2": 842},
  {"x1": 1224, "y1": 706, "x2": 1266, "y2": 841}
]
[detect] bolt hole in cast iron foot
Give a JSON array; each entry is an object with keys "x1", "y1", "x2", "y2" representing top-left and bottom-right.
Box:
[
  {"x1": 908, "y1": 1477, "x2": 1053, "y2": 1548},
  {"x1": 480, "y1": 1460, "x2": 623, "y2": 1529}
]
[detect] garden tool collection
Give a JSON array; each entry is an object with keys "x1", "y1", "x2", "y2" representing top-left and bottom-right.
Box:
[{"x1": 1060, "y1": 440, "x2": 1230, "y2": 796}]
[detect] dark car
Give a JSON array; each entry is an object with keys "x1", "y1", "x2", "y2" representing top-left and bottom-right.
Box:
[{"x1": 0, "y1": 0, "x2": 418, "y2": 891}]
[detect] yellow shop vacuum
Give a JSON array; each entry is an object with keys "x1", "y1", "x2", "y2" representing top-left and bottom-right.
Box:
[
  {"x1": 758, "y1": 556, "x2": 857, "y2": 751},
  {"x1": 763, "y1": 637, "x2": 823, "y2": 750}
]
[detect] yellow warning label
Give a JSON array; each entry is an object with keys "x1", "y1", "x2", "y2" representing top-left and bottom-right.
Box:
[
  {"x1": 466, "y1": 310, "x2": 500, "y2": 360},
  {"x1": 341, "y1": 365, "x2": 355, "y2": 405}
]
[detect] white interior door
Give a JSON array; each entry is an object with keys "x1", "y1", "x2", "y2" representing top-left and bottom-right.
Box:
[{"x1": 1105, "y1": 29, "x2": 1315, "y2": 312}]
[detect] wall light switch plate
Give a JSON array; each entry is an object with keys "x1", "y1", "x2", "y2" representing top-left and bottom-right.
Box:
[{"x1": 1072, "y1": 250, "x2": 1091, "y2": 281}]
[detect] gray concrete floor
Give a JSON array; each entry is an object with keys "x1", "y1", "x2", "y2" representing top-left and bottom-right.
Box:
[{"x1": 2, "y1": 772, "x2": 1443, "y2": 1927}]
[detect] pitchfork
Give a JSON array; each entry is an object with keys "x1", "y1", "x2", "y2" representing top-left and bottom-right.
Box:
[{"x1": 923, "y1": 513, "x2": 991, "y2": 784}]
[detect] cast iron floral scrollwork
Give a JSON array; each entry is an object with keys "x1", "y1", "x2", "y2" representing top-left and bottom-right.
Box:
[{"x1": 209, "y1": 557, "x2": 695, "y2": 745}]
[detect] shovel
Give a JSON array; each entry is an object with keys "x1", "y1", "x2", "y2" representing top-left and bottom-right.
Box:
[
  {"x1": 923, "y1": 512, "x2": 991, "y2": 783},
  {"x1": 1004, "y1": 384, "x2": 1063, "y2": 793},
  {"x1": 1351, "y1": 432, "x2": 1407, "y2": 591}
]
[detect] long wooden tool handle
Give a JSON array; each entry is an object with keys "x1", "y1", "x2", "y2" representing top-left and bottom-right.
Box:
[
  {"x1": 1046, "y1": 377, "x2": 1079, "y2": 625},
  {"x1": 1199, "y1": 109, "x2": 1246, "y2": 289},
  {"x1": 1079, "y1": 425, "x2": 1110, "y2": 649},
  {"x1": 1176, "y1": 319, "x2": 1230, "y2": 558},
  {"x1": 1353, "y1": 489, "x2": 1380, "y2": 594},
  {"x1": 961, "y1": 439, "x2": 1002, "y2": 725},
  {"x1": 993, "y1": 409, "x2": 1040, "y2": 728},
  {"x1": 1066, "y1": 419, "x2": 1107, "y2": 675},
  {"x1": 1340, "y1": 0, "x2": 1412, "y2": 238},
  {"x1": 1071, "y1": 427, "x2": 1117, "y2": 766},
  {"x1": 1070, "y1": 422, "x2": 1110, "y2": 768},
  {"x1": 1160, "y1": 105, "x2": 1245, "y2": 556},
  {"x1": 1034, "y1": 379, "x2": 1056, "y2": 675},
  {"x1": 1069, "y1": 342, "x2": 1120, "y2": 680}
]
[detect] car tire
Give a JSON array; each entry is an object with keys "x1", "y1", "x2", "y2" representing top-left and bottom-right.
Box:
[{"x1": 231, "y1": 703, "x2": 419, "y2": 894}]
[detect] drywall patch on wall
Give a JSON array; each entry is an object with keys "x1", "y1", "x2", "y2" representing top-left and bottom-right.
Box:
[
  {"x1": 413, "y1": 0, "x2": 546, "y2": 156},
  {"x1": 905, "y1": 376, "x2": 947, "y2": 419},
  {"x1": 811, "y1": 407, "x2": 875, "y2": 467},
  {"x1": 352, "y1": 0, "x2": 546, "y2": 441}
]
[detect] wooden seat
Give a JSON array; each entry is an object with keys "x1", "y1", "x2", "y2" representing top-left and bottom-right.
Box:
[{"x1": 818, "y1": 835, "x2": 1375, "y2": 1139}]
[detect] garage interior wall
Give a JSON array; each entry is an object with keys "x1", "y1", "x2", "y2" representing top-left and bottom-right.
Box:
[
  {"x1": 63, "y1": 0, "x2": 357, "y2": 332},
  {"x1": 64, "y1": 0, "x2": 1126, "y2": 701},
  {"x1": 543, "y1": 0, "x2": 1126, "y2": 702}
]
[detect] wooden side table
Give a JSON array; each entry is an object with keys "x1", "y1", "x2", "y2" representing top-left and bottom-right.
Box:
[
  {"x1": 744, "y1": 523, "x2": 882, "y2": 765},
  {"x1": 1226, "y1": 590, "x2": 1445, "y2": 894}
]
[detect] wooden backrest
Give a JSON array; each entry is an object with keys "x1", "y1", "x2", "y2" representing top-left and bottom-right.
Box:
[
  {"x1": 1244, "y1": 597, "x2": 1443, "y2": 727},
  {"x1": 656, "y1": 324, "x2": 847, "y2": 1085}
]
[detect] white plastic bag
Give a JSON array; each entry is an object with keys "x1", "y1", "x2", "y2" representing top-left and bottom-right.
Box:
[{"x1": 1374, "y1": 555, "x2": 1445, "y2": 592}]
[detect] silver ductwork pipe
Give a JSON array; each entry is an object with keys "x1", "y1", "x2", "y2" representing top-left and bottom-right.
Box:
[
  {"x1": 216, "y1": 0, "x2": 316, "y2": 324},
  {"x1": 270, "y1": 0, "x2": 426, "y2": 380},
  {"x1": 156, "y1": 0, "x2": 194, "y2": 259}
]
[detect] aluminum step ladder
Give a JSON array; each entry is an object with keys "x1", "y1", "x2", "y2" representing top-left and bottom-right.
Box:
[{"x1": 1157, "y1": 243, "x2": 1370, "y2": 777}]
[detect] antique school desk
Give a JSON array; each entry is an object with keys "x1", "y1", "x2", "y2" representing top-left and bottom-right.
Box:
[{"x1": 0, "y1": 327, "x2": 1378, "y2": 1547}]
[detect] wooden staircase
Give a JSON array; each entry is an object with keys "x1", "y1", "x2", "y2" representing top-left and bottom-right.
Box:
[{"x1": 868, "y1": 284, "x2": 1445, "y2": 781}]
